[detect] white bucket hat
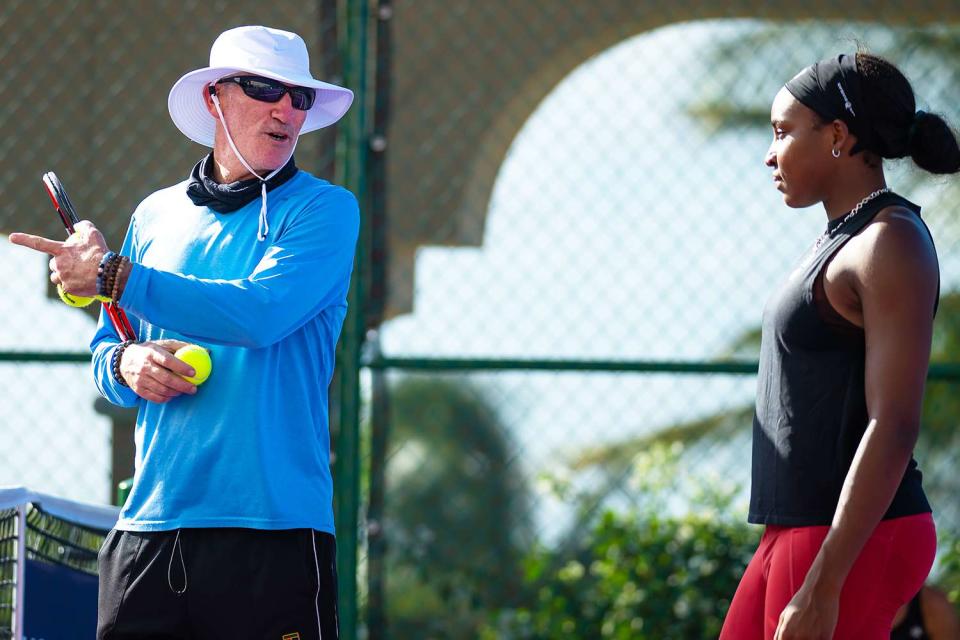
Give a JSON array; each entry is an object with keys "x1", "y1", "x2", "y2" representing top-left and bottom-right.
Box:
[{"x1": 168, "y1": 25, "x2": 354, "y2": 147}]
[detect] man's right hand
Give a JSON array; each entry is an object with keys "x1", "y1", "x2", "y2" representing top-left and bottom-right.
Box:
[{"x1": 119, "y1": 339, "x2": 200, "y2": 403}]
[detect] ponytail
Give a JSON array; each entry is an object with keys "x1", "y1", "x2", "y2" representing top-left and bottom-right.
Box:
[{"x1": 856, "y1": 53, "x2": 960, "y2": 175}]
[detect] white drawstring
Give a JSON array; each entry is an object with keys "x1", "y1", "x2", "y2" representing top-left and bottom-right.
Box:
[
  {"x1": 210, "y1": 84, "x2": 299, "y2": 241},
  {"x1": 259, "y1": 182, "x2": 269, "y2": 240},
  {"x1": 312, "y1": 530, "x2": 323, "y2": 639},
  {"x1": 167, "y1": 529, "x2": 188, "y2": 595}
]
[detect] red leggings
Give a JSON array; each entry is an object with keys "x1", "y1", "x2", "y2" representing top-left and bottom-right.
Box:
[{"x1": 720, "y1": 513, "x2": 935, "y2": 640}]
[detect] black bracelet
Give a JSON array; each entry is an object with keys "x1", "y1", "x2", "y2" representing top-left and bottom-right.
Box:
[
  {"x1": 111, "y1": 256, "x2": 130, "y2": 303},
  {"x1": 97, "y1": 252, "x2": 117, "y2": 299},
  {"x1": 106, "y1": 254, "x2": 122, "y2": 299},
  {"x1": 111, "y1": 339, "x2": 136, "y2": 387}
]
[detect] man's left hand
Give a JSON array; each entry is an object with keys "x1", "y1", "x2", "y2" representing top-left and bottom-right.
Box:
[{"x1": 9, "y1": 220, "x2": 108, "y2": 297}]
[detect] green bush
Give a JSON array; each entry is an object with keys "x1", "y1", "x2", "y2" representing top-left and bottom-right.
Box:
[
  {"x1": 937, "y1": 534, "x2": 960, "y2": 605},
  {"x1": 482, "y1": 443, "x2": 759, "y2": 639},
  {"x1": 481, "y1": 507, "x2": 757, "y2": 639}
]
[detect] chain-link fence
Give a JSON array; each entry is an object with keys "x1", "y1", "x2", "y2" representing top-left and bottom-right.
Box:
[
  {"x1": 3, "y1": 2, "x2": 960, "y2": 639},
  {"x1": 361, "y1": 2, "x2": 960, "y2": 638}
]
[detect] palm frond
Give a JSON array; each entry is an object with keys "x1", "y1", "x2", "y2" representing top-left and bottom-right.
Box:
[{"x1": 570, "y1": 404, "x2": 753, "y2": 471}]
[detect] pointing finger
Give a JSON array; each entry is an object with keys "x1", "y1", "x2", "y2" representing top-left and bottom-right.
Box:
[{"x1": 9, "y1": 232, "x2": 64, "y2": 255}]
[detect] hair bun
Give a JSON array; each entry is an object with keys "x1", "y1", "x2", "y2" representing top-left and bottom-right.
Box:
[{"x1": 909, "y1": 110, "x2": 960, "y2": 175}]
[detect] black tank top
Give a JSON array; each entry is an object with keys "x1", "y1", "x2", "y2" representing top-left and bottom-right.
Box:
[
  {"x1": 748, "y1": 192, "x2": 933, "y2": 526},
  {"x1": 890, "y1": 592, "x2": 928, "y2": 640}
]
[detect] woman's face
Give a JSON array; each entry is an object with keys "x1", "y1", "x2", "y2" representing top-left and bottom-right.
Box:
[{"x1": 765, "y1": 87, "x2": 836, "y2": 208}]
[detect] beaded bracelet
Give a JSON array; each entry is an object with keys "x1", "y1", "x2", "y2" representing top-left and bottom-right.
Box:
[
  {"x1": 97, "y1": 251, "x2": 116, "y2": 298},
  {"x1": 105, "y1": 254, "x2": 122, "y2": 299},
  {"x1": 98, "y1": 253, "x2": 128, "y2": 302},
  {"x1": 111, "y1": 339, "x2": 136, "y2": 387},
  {"x1": 110, "y1": 257, "x2": 130, "y2": 303}
]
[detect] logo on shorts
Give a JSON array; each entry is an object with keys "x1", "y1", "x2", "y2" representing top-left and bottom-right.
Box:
[{"x1": 282, "y1": 634, "x2": 301, "y2": 640}]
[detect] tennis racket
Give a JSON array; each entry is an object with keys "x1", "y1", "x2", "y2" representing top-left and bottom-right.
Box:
[{"x1": 42, "y1": 171, "x2": 137, "y2": 341}]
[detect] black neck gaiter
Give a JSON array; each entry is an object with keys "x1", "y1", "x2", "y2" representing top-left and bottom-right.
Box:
[{"x1": 186, "y1": 153, "x2": 299, "y2": 213}]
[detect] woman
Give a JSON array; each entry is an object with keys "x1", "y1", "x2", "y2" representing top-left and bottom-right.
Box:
[{"x1": 719, "y1": 52, "x2": 960, "y2": 640}]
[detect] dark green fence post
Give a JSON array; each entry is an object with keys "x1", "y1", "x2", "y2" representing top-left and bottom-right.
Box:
[{"x1": 333, "y1": 0, "x2": 370, "y2": 638}]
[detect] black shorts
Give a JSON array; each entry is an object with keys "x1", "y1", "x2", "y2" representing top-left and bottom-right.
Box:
[{"x1": 97, "y1": 527, "x2": 338, "y2": 640}]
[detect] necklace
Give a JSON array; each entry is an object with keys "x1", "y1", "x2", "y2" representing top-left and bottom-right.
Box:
[{"x1": 814, "y1": 187, "x2": 890, "y2": 250}]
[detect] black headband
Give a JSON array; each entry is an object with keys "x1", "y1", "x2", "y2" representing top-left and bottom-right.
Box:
[{"x1": 784, "y1": 54, "x2": 880, "y2": 155}]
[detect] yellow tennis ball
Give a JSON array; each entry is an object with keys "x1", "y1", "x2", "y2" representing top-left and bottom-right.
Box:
[
  {"x1": 175, "y1": 345, "x2": 212, "y2": 385},
  {"x1": 57, "y1": 283, "x2": 95, "y2": 308}
]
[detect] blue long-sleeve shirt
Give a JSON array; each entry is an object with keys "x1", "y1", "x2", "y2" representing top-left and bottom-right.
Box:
[{"x1": 91, "y1": 171, "x2": 359, "y2": 533}]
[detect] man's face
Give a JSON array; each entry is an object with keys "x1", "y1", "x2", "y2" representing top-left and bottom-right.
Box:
[{"x1": 204, "y1": 75, "x2": 308, "y2": 181}]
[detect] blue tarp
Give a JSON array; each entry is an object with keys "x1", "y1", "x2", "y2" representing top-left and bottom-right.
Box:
[{"x1": 23, "y1": 558, "x2": 98, "y2": 639}]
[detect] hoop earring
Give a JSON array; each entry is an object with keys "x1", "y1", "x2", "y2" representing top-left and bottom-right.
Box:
[{"x1": 831, "y1": 148, "x2": 841, "y2": 158}]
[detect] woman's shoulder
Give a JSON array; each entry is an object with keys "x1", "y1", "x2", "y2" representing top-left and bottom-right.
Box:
[
  {"x1": 833, "y1": 204, "x2": 939, "y2": 310},
  {"x1": 851, "y1": 205, "x2": 937, "y2": 268}
]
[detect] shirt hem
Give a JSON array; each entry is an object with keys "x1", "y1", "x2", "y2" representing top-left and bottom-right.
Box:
[
  {"x1": 115, "y1": 517, "x2": 336, "y2": 535},
  {"x1": 748, "y1": 505, "x2": 932, "y2": 527}
]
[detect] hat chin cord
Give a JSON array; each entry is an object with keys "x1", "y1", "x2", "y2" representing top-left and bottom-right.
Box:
[{"x1": 209, "y1": 85, "x2": 299, "y2": 241}]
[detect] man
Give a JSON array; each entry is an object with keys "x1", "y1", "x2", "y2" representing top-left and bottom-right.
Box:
[{"x1": 10, "y1": 25, "x2": 358, "y2": 639}]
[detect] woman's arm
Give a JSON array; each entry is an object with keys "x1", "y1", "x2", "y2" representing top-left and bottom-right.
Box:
[{"x1": 775, "y1": 210, "x2": 939, "y2": 640}]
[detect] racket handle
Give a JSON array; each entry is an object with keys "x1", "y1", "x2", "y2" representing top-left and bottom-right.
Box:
[
  {"x1": 105, "y1": 303, "x2": 136, "y2": 342},
  {"x1": 104, "y1": 304, "x2": 126, "y2": 339},
  {"x1": 114, "y1": 306, "x2": 137, "y2": 341}
]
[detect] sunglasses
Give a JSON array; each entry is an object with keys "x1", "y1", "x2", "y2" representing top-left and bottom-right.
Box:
[{"x1": 215, "y1": 76, "x2": 316, "y2": 111}]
